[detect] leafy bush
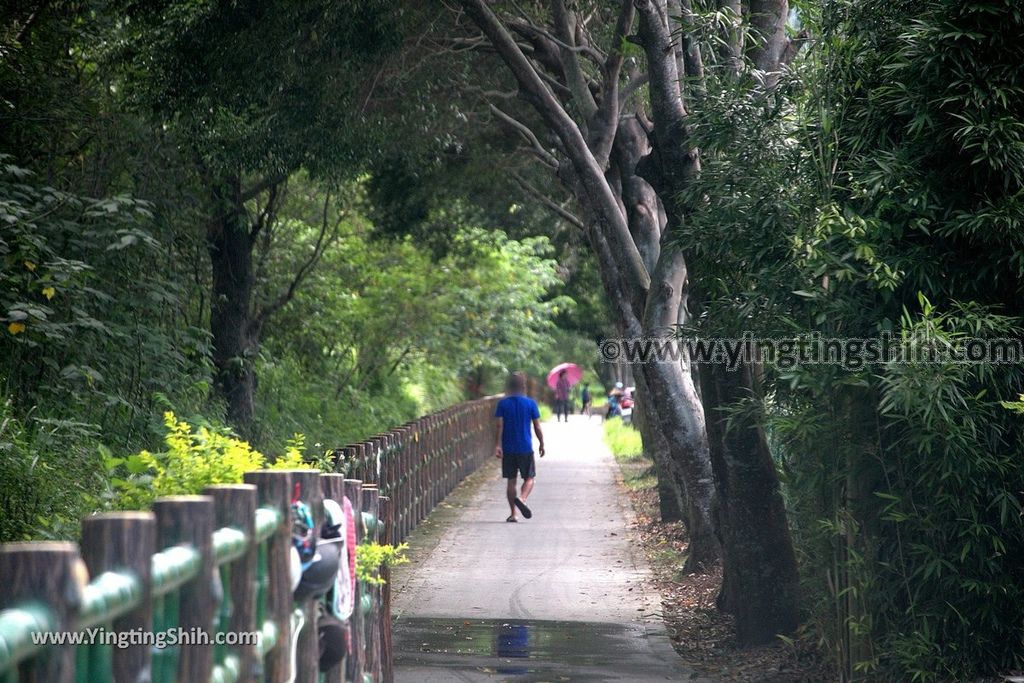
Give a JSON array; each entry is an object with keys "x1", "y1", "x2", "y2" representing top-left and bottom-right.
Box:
[
  {"x1": 106, "y1": 412, "x2": 311, "y2": 509},
  {"x1": 869, "y1": 306, "x2": 1024, "y2": 680},
  {"x1": 355, "y1": 542, "x2": 409, "y2": 585},
  {"x1": 0, "y1": 159, "x2": 212, "y2": 449},
  {"x1": 0, "y1": 158, "x2": 213, "y2": 542},
  {"x1": 677, "y1": 0, "x2": 1024, "y2": 676},
  {"x1": 0, "y1": 396, "x2": 106, "y2": 541}
]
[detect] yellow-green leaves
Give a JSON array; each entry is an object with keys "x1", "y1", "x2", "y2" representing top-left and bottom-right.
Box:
[
  {"x1": 114, "y1": 412, "x2": 267, "y2": 509},
  {"x1": 355, "y1": 542, "x2": 409, "y2": 585}
]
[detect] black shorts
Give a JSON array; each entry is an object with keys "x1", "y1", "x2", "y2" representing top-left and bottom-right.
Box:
[{"x1": 502, "y1": 452, "x2": 536, "y2": 479}]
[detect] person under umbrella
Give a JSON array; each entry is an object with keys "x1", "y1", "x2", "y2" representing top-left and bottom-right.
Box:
[
  {"x1": 554, "y1": 369, "x2": 571, "y2": 422},
  {"x1": 546, "y1": 362, "x2": 583, "y2": 421}
]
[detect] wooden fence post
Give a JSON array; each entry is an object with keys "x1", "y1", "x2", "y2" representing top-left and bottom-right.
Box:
[
  {"x1": 333, "y1": 446, "x2": 352, "y2": 477},
  {"x1": 151, "y1": 496, "x2": 216, "y2": 683},
  {"x1": 399, "y1": 428, "x2": 410, "y2": 541},
  {"x1": 382, "y1": 434, "x2": 395, "y2": 499},
  {"x1": 379, "y1": 496, "x2": 394, "y2": 683},
  {"x1": 80, "y1": 512, "x2": 156, "y2": 683},
  {"x1": 205, "y1": 484, "x2": 259, "y2": 683},
  {"x1": 290, "y1": 470, "x2": 323, "y2": 683},
  {"x1": 368, "y1": 438, "x2": 381, "y2": 486},
  {"x1": 343, "y1": 479, "x2": 364, "y2": 683},
  {"x1": 361, "y1": 486, "x2": 381, "y2": 682},
  {"x1": 0, "y1": 542, "x2": 83, "y2": 683},
  {"x1": 242, "y1": 470, "x2": 292, "y2": 683},
  {"x1": 420, "y1": 420, "x2": 428, "y2": 523},
  {"x1": 320, "y1": 473, "x2": 347, "y2": 683},
  {"x1": 357, "y1": 444, "x2": 369, "y2": 484},
  {"x1": 320, "y1": 473, "x2": 347, "y2": 508}
]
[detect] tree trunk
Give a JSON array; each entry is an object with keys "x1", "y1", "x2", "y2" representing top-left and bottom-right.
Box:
[
  {"x1": 639, "y1": 244, "x2": 720, "y2": 569},
  {"x1": 703, "y1": 360, "x2": 800, "y2": 644},
  {"x1": 613, "y1": 116, "x2": 689, "y2": 525},
  {"x1": 208, "y1": 175, "x2": 258, "y2": 431},
  {"x1": 632, "y1": 375, "x2": 687, "y2": 522},
  {"x1": 655, "y1": 460, "x2": 687, "y2": 522},
  {"x1": 633, "y1": 0, "x2": 798, "y2": 639}
]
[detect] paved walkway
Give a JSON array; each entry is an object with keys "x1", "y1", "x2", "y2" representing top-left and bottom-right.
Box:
[{"x1": 391, "y1": 415, "x2": 708, "y2": 682}]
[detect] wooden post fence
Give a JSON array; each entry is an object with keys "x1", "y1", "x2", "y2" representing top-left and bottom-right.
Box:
[{"x1": 0, "y1": 395, "x2": 498, "y2": 683}]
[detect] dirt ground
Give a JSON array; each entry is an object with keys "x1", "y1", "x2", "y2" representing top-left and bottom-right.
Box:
[{"x1": 613, "y1": 456, "x2": 831, "y2": 683}]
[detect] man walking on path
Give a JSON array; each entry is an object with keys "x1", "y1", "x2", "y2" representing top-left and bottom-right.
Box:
[{"x1": 494, "y1": 372, "x2": 545, "y2": 522}]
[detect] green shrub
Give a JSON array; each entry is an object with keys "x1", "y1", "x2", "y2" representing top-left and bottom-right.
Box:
[
  {"x1": 355, "y1": 542, "x2": 409, "y2": 585},
  {"x1": 106, "y1": 412, "x2": 311, "y2": 509},
  {"x1": 0, "y1": 397, "x2": 106, "y2": 541}
]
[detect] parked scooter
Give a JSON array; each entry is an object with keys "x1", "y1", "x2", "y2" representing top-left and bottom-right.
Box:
[{"x1": 286, "y1": 487, "x2": 357, "y2": 681}]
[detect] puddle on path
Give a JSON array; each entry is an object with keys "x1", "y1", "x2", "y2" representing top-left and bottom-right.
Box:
[{"x1": 394, "y1": 617, "x2": 688, "y2": 682}]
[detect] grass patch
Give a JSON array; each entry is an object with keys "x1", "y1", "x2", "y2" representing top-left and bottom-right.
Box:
[
  {"x1": 652, "y1": 543, "x2": 692, "y2": 581},
  {"x1": 538, "y1": 403, "x2": 553, "y2": 421},
  {"x1": 603, "y1": 419, "x2": 643, "y2": 461},
  {"x1": 605, "y1": 420, "x2": 655, "y2": 491},
  {"x1": 622, "y1": 468, "x2": 657, "y2": 491}
]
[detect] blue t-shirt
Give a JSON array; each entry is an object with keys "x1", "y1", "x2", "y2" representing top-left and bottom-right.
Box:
[{"x1": 495, "y1": 395, "x2": 540, "y2": 455}]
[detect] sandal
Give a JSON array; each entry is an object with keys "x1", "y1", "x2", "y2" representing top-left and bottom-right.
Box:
[
  {"x1": 506, "y1": 515, "x2": 518, "y2": 523},
  {"x1": 514, "y1": 498, "x2": 533, "y2": 519}
]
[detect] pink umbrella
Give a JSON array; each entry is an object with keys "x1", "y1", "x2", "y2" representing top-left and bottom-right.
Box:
[{"x1": 547, "y1": 362, "x2": 583, "y2": 389}]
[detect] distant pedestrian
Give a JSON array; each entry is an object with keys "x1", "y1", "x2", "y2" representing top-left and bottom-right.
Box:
[
  {"x1": 605, "y1": 382, "x2": 623, "y2": 421},
  {"x1": 554, "y1": 369, "x2": 571, "y2": 422},
  {"x1": 494, "y1": 372, "x2": 545, "y2": 522},
  {"x1": 580, "y1": 382, "x2": 592, "y2": 417}
]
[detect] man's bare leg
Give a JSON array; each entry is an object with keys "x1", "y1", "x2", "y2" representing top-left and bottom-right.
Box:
[
  {"x1": 506, "y1": 477, "x2": 518, "y2": 518},
  {"x1": 520, "y1": 477, "x2": 535, "y2": 502}
]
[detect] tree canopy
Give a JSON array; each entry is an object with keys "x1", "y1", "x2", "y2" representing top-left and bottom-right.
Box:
[{"x1": 2, "y1": 0, "x2": 1023, "y2": 680}]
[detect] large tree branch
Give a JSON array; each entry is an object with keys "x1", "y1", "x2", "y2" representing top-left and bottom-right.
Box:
[
  {"x1": 663, "y1": 0, "x2": 687, "y2": 80},
  {"x1": 254, "y1": 194, "x2": 339, "y2": 329},
  {"x1": 509, "y1": 170, "x2": 584, "y2": 230},
  {"x1": 634, "y1": 0, "x2": 701, "y2": 238},
  {"x1": 489, "y1": 104, "x2": 559, "y2": 169},
  {"x1": 635, "y1": 0, "x2": 688, "y2": 137},
  {"x1": 612, "y1": 116, "x2": 663, "y2": 273},
  {"x1": 550, "y1": 0, "x2": 599, "y2": 122},
  {"x1": 746, "y1": 0, "x2": 790, "y2": 77},
  {"x1": 535, "y1": 69, "x2": 575, "y2": 100},
  {"x1": 525, "y1": 21, "x2": 605, "y2": 64},
  {"x1": 671, "y1": 0, "x2": 706, "y2": 102},
  {"x1": 460, "y1": 0, "x2": 650, "y2": 296},
  {"x1": 507, "y1": 3, "x2": 605, "y2": 65},
  {"x1": 589, "y1": 0, "x2": 634, "y2": 166},
  {"x1": 249, "y1": 182, "x2": 284, "y2": 240},
  {"x1": 241, "y1": 173, "x2": 289, "y2": 204},
  {"x1": 508, "y1": 20, "x2": 566, "y2": 79}
]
